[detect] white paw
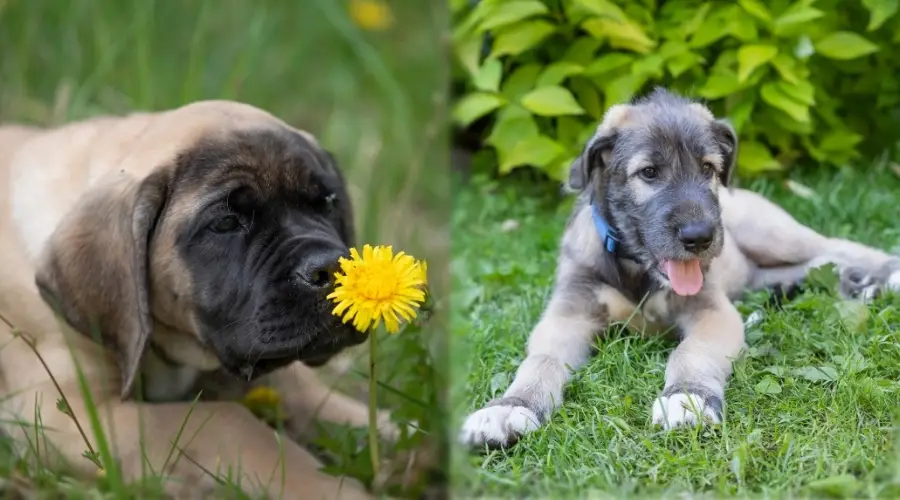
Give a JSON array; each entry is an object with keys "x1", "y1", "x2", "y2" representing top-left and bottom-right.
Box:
[
  {"x1": 886, "y1": 270, "x2": 900, "y2": 293},
  {"x1": 651, "y1": 392, "x2": 722, "y2": 430},
  {"x1": 459, "y1": 403, "x2": 541, "y2": 448}
]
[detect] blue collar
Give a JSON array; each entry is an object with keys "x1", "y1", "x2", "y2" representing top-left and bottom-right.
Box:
[{"x1": 591, "y1": 200, "x2": 620, "y2": 254}]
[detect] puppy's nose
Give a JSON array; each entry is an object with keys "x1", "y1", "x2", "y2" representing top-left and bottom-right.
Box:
[
  {"x1": 678, "y1": 222, "x2": 714, "y2": 253},
  {"x1": 296, "y1": 249, "x2": 346, "y2": 289}
]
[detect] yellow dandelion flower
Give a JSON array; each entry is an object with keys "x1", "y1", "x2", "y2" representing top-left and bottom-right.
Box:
[
  {"x1": 328, "y1": 244, "x2": 427, "y2": 333},
  {"x1": 243, "y1": 386, "x2": 282, "y2": 408},
  {"x1": 349, "y1": 0, "x2": 394, "y2": 32},
  {"x1": 242, "y1": 386, "x2": 287, "y2": 425}
]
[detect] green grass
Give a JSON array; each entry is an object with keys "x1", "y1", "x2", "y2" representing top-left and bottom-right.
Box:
[
  {"x1": 451, "y1": 164, "x2": 900, "y2": 499},
  {"x1": 0, "y1": 1, "x2": 448, "y2": 497}
]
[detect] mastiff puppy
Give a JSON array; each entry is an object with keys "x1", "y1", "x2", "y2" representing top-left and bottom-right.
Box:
[
  {"x1": 460, "y1": 88, "x2": 900, "y2": 449},
  {"x1": 0, "y1": 101, "x2": 395, "y2": 498}
]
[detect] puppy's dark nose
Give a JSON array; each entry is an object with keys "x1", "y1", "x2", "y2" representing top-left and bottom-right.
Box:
[
  {"x1": 678, "y1": 222, "x2": 714, "y2": 253},
  {"x1": 296, "y1": 249, "x2": 346, "y2": 289}
]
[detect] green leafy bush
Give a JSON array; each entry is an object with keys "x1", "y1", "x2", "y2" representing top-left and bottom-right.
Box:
[{"x1": 450, "y1": 0, "x2": 900, "y2": 182}]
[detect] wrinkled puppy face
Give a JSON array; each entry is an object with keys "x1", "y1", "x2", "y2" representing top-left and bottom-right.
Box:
[
  {"x1": 167, "y1": 128, "x2": 364, "y2": 379},
  {"x1": 570, "y1": 89, "x2": 737, "y2": 296}
]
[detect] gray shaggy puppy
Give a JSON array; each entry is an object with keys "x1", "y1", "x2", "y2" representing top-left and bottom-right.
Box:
[{"x1": 460, "y1": 88, "x2": 900, "y2": 449}]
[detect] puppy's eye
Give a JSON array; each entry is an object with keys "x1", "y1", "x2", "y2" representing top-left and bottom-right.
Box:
[
  {"x1": 639, "y1": 166, "x2": 659, "y2": 180},
  {"x1": 702, "y1": 162, "x2": 717, "y2": 178},
  {"x1": 208, "y1": 215, "x2": 242, "y2": 233},
  {"x1": 320, "y1": 193, "x2": 337, "y2": 213}
]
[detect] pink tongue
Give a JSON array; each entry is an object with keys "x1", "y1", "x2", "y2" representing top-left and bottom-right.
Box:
[{"x1": 663, "y1": 259, "x2": 704, "y2": 296}]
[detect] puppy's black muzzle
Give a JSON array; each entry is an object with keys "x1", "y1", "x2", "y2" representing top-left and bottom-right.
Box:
[{"x1": 678, "y1": 221, "x2": 715, "y2": 253}]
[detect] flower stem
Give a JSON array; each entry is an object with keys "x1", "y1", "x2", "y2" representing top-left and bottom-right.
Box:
[{"x1": 368, "y1": 327, "x2": 380, "y2": 483}]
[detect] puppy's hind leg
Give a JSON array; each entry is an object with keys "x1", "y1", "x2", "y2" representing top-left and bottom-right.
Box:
[
  {"x1": 458, "y1": 278, "x2": 616, "y2": 449},
  {"x1": 721, "y1": 188, "x2": 900, "y2": 297}
]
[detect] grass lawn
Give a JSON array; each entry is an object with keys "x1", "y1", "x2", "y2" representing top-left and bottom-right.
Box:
[
  {"x1": 451, "y1": 164, "x2": 900, "y2": 498},
  {"x1": 0, "y1": 1, "x2": 448, "y2": 497}
]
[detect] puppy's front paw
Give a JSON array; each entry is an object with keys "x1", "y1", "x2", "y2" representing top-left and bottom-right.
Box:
[
  {"x1": 651, "y1": 388, "x2": 722, "y2": 430},
  {"x1": 458, "y1": 397, "x2": 541, "y2": 449}
]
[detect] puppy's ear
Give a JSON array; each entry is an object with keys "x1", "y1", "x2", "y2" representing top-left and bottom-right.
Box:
[
  {"x1": 35, "y1": 170, "x2": 170, "y2": 399},
  {"x1": 710, "y1": 119, "x2": 737, "y2": 186},
  {"x1": 567, "y1": 104, "x2": 630, "y2": 191}
]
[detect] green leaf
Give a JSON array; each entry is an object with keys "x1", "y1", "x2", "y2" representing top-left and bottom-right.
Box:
[
  {"x1": 698, "y1": 72, "x2": 742, "y2": 100},
  {"x1": 690, "y1": 6, "x2": 735, "y2": 48},
  {"x1": 770, "y1": 54, "x2": 802, "y2": 85},
  {"x1": 633, "y1": 54, "x2": 666, "y2": 79},
  {"x1": 682, "y1": 3, "x2": 713, "y2": 38},
  {"x1": 728, "y1": 14, "x2": 758, "y2": 42},
  {"x1": 794, "y1": 366, "x2": 839, "y2": 383},
  {"x1": 658, "y1": 40, "x2": 690, "y2": 60},
  {"x1": 491, "y1": 20, "x2": 557, "y2": 57},
  {"x1": 473, "y1": 59, "x2": 503, "y2": 93},
  {"x1": 818, "y1": 128, "x2": 863, "y2": 153},
  {"x1": 479, "y1": 0, "x2": 549, "y2": 31},
  {"x1": 556, "y1": 116, "x2": 585, "y2": 147},
  {"x1": 834, "y1": 300, "x2": 869, "y2": 332},
  {"x1": 537, "y1": 62, "x2": 585, "y2": 87},
  {"x1": 738, "y1": 0, "x2": 773, "y2": 23},
  {"x1": 862, "y1": 0, "x2": 899, "y2": 31},
  {"x1": 807, "y1": 262, "x2": 840, "y2": 293},
  {"x1": 453, "y1": 33, "x2": 484, "y2": 77},
  {"x1": 520, "y1": 86, "x2": 586, "y2": 116},
  {"x1": 452, "y1": 93, "x2": 505, "y2": 127},
  {"x1": 486, "y1": 107, "x2": 540, "y2": 153},
  {"x1": 581, "y1": 18, "x2": 656, "y2": 54},
  {"x1": 773, "y1": 5, "x2": 824, "y2": 33},
  {"x1": 667, "y1": 52, "x2": 704, "y2": 77},
  {"x1": 814, "y1": 32, "x2": 880, "y2": 60},
  {"x1": 449, "y1": 0, "x2": 469, "y2": 14},
  {"x1": 548, "y1": 156, "x2": 577, "y2": 181},
  {"x1": 777, "y1": 80, "x2": 815, "y2": 106},
  {"x1": 763, "y1": 366, "x2": 788, "y2": 377},
  {"x1": 836, "y1": 352, "x2": 870, "y2": 375},
  {"x1": 562, "y1": 37, "x2": 604, "y2": 65},
  {"x1": 761, "y1": 82, "x2": 810, "y2": 123},
  {"x1": 498, "y1": 135, "x2": 566, "y2": 174},
  {"x1": 452, "y1": 1, "x2": 492, "y2": 39},
  {"x1": 584, "y1": 53, "x2": 635, "y2": 76},
  {"x1": 500, "y1": 63, "x2": 543, "y2": 100},
  {"x1": 754, "y1": 376, "x2": 783, "y2": 394},
  {"x1": 738, "y1": 141, "x2": 782, "y2": 173},
  {"x1": 806, "y1": 475, "x2": 861, "y2": 497},
  {"x1": 738, "y1": 45, "x2": 778, "y2": 82},
  {"x1": 729, "y1": 97, "x2": 756, "y2": 133},
  {"x1": 570, "y1": 77, "x2": 604, "y2": 119},
  {"x1": 603, "y1": 73, "x2": 647, "y2": 106},
  {"x1": 573, "y1": 0, "x2": 627, "y2": 22}
]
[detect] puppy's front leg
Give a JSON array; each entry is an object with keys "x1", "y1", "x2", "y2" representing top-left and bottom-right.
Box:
[
  {"x1": 652, "y1": 290, "x2": 745, "y2": 429},
  {"x1": 460, "y1": 280, "x2": 642, "y2": 448},
  {"x1": 6, "y1": 388, "x2": 371, "y2": 499},
  {"x1": 269, "y1": 363, "x2": 400, "y2": 442}
]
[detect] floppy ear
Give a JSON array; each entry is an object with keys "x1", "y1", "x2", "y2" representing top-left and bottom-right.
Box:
[
  {"x1": 567, "y1": 104, "x2": 630, "y2": 191},
  {"x1": 710, "y1": 119, "x2": 737, "y2": 186},
  {"x1": 35, "y1": 170, "x2": 170, "y2": 399}
]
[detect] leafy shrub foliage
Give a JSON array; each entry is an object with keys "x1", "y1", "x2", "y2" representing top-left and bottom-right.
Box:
[{"x1": 451, "y1": 0, "x2": 900, "y2": 182}]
